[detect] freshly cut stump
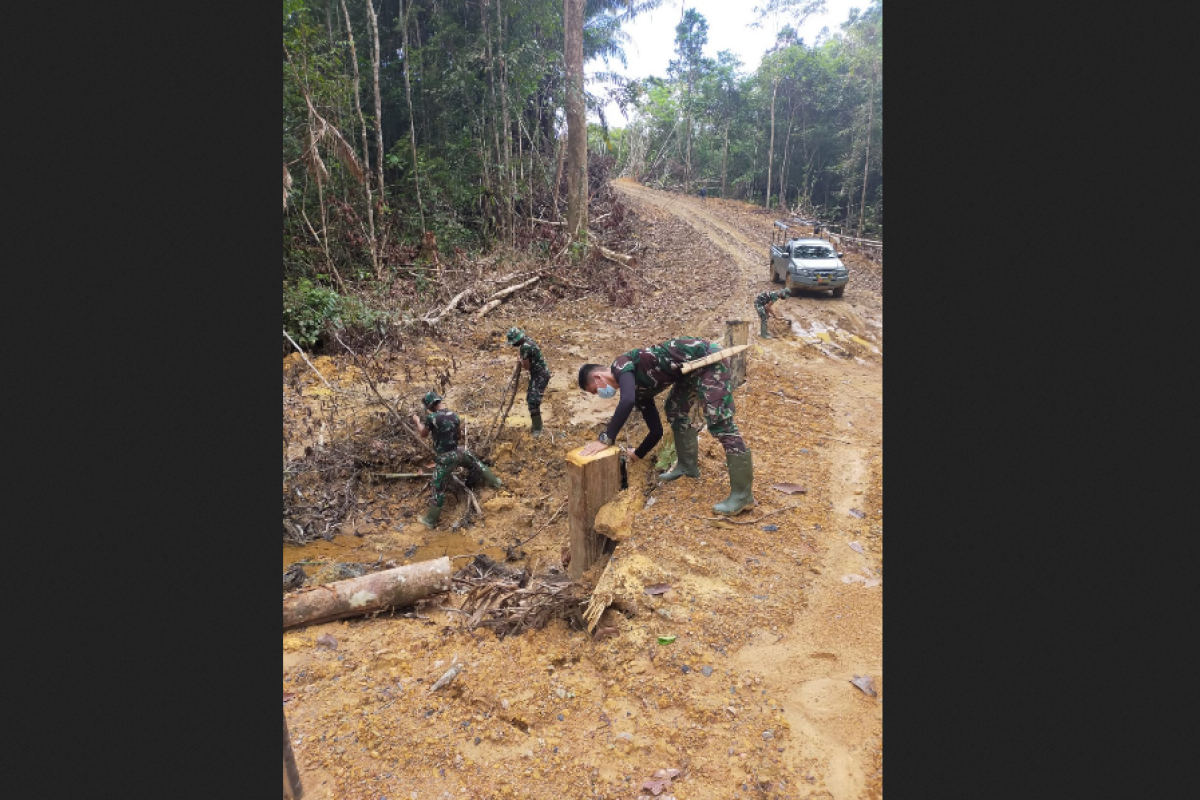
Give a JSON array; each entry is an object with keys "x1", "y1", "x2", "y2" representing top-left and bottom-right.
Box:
[{"x1": 566, "y1": 445, "x2": 621, "y2": 579}]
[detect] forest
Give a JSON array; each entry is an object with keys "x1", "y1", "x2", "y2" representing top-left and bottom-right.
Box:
[{"x1": 283, "y1": 0, "x2": 881, "y2": 349}]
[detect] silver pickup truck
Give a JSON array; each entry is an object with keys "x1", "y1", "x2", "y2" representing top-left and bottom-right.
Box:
[{"x1": 769, "y1": 221, "x2": 849, "y2": 297}]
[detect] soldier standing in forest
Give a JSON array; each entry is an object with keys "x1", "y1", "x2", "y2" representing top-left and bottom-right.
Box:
[
  {"x1": 506, "y1": 327, "x2": 551, "y2": 438},
  {"x1": 411, "y1": 391, "x2": 502, "y2": 529},
  {"x1": 576, "y1": 337, "x2": 754, "y2": 517},
  {"x1": 755, "y1": 287, "x2": 792, "y2": 339}
]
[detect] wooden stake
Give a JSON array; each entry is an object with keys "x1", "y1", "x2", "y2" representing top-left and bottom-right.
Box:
[
  {"x1": 284, "y1": 708, "x2": 303, "y2": 799},
  {"x1": 724, "y1": 320, "x2": 750, "y2": 386},
  {"x1": 566, "y1": 445, "x2": 621, "y2": 579}
]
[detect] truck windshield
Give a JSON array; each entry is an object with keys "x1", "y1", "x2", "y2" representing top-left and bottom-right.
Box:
[{"x1": 794, "y1": 246, "x2": 835, "y2": 259}]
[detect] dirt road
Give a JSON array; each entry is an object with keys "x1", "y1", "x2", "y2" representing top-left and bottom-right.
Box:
[{"x1": 282, "y1": 180, "x2": 883, "y2": 799}]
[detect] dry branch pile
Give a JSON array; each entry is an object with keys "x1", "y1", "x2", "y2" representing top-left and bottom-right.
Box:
[{"x1": 451, "y1": 556, "x2": 588, "y2": 638}]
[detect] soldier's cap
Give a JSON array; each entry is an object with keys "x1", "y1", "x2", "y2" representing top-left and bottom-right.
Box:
[
  {"x1": 505, "y1": 327, "x2": 525, "y2": 346},
  {"x1": 422, "y1": 391, "x2": 443, "y2": 409}
]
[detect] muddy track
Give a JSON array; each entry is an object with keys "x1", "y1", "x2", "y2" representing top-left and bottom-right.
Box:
[
  {"x1": 282, "y1": 181, "x2": 884, "y2": 800},
  {"x1": 615, "y1": 179, "x2": 884, "y2": 798}
]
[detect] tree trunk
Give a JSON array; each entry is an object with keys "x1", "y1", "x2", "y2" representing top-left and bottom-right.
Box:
[
  {"x1": 400, "y1": 0, "x2": 427, "y2": 233},
  {"x1": 857, "y1": 67, "x2": 876, "y2": 239},
  {"x1": 339, "y1": 1, "x2": 380, "y2": 279},
  {"x1": 482, "y1": 3, "x2": 503, "y2": 238},
  {"x1": 563, "y1": 0, "x2": 588, "y2": 242},
  {"x1": 779, "y1": 103, "x2": 796, "y2": 211},
  {"x1": 282, "y1": 557, "x2": 453, "y2": 629},
  {"x1": 567, "y1": 445, "x2": 621, "y2": 579},
  {"x1": 498, "y1": 0, "x2": 514, "y2": 247},
  {"x1": 551, "y1": 134, "x2": 565, "y2": 220},
  {"x1": 765, "y1": 78, "x2": 778, "y2": 208},
  {"x1": 721, "y1": 122, "x2": 730, "y2": 197},
  {"x1": 365, "y1": 0, "x2": 386, "y2": 202}
]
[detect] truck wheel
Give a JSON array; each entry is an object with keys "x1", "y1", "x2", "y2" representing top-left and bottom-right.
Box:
[
  {"x1": 832, "y1": 286, "x2": 845, "y2": 298},
  {"x1": 772, "y1": 266, "x2": 783, "y2": 284}
]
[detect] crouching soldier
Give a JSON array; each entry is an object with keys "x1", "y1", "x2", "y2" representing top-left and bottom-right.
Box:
[
  {"x1": 506, "y1": 327, "x2": 550, "y2": 438},
  {"x1": 411, "y1": 391, "x2": 502, "y2": 529},
  {"x1": 754, "y1": 287, "x2": 792, "y2": 339},
  {"x1": 576, "y1": 337, "x2": 754, "y2": 516}
]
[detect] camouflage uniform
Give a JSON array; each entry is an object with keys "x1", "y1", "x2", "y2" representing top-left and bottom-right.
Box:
[
  {"x1": 610, "y1": 337, "x2": 746, "y2": 454},
  {"x1": 424, "y1": 408, "x2": 487, "y2": 507},
  {"x1": 519, "y1": 336, "x2": 551, "y2": 414},
  {"x1": 755, "y1": 289, "x2": 789, "y2": 323}
]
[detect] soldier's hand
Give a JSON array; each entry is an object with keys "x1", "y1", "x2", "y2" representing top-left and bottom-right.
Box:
[{"x1": 621, "y1": 446, "x2": 640, "y2": 462}]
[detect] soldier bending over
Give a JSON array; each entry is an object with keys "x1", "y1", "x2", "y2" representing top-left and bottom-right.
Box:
[
  {"x1": 754, "y1": 287, "x2": 792, "y2": 338},
  {"x1": 576, "y1": 337, "x2": 754, "y2": 516},
  {"x1": 411, "y1": 391, "x2": 502, "y2": 529}
]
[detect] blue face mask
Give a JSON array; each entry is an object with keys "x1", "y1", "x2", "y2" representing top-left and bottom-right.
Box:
[{"x1": 596, "y1": 384, "x2": 616, "y2": 399}]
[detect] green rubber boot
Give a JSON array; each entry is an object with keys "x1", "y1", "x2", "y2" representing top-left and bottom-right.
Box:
[
  {"x1": 479, "y1": 465, "x2": 503, "y2": 489},
  {"x1": 530, "y1": 412, "x2": 543, "y2": 438},
  {"x1": 418, "y1": 502, "x2": 443, "y2": 529},
  {"x1": 759, "y1": 317, "x2": 772, "y2": 338},
  {"x1": 713, "y1": 450, "x2": 755, "y2": 516},
  {"x1": 659, "y1": 422, "x2": 701, "y2": 481}
]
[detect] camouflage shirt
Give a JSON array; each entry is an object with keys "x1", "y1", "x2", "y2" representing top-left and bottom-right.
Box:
[
  {"x1": 519, "y1": 337, "x2": 548, "y2": 374},
  {"x1": 754, "y1": 289, "x2": 789, "y2": 310},
  {"x1": 610, "y1": 337, "x2": 718, "y2": 396},
  {"x1": 424, "y1": 408, "x2": 461, "y2": 454}
]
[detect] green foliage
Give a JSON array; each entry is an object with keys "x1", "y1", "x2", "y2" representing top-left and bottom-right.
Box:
[
  {"x1": 655, "y1": 440, "x2": 677, "y2": 470},
  {"x1": 283, "y1": 279, "x2": 391, "y2": 350},
  {"x1": 283, "y1": 278, "x2": 340, "y2": 349}
]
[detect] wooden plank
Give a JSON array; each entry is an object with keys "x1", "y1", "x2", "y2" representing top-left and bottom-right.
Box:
[
  {"x1": 566, "y1": 445, "x2": 621, "y2": 579},
  {"x1": 724, "y1": 320, "x2": 750, "y2": 386}
]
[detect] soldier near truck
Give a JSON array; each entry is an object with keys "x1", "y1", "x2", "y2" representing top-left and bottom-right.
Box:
[
  {"x1": 754, "y1": 288, "x2": 792, "y2": 339},
  {"x1": 505, "y1": 327, "x2": 550, "y2": 438},
  {"x1": 576, "y1": 337, "x2": 755, "y2": 517},
  {"x1": 410, "y1": 391, "x2": 503, "y2": 529}
]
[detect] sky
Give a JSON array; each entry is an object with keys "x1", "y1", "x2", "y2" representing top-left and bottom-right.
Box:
[{"x1": 588, "y1": 0, "x2": 863, "y2": 126}]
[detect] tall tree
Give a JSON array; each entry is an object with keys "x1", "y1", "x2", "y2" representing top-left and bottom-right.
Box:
[
  {"x1": 398, "y1": 0, "x2": 426, "y2": 232},
  {"x1": 339, "y1": 0, "x2": 379, "y2": 277},
  {"x1": 564, "y1": 0, "x2": 588, "y2": 241},
  {"x1": 669, "y1": 9, "x2": 709, "y2": 194}
]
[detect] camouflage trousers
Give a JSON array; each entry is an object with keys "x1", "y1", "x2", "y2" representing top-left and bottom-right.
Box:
[
  {"x1": 430, "y1": 447, "x2": 485, "y2": 507},
  {"x1": 755, "y1": 303, "x2": 770, "y2": 323},
  {"x1": 526, "y1": 367, "x2": 550, "y2": 414},
  {"x1": 663, "y1": 361, "x2": 747, "y2": 454}
]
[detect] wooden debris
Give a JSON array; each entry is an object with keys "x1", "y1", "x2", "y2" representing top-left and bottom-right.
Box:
[
  {"x1": 282, "y1": 557, "x2": 452, "y2": 629},
  {"x1": 430, "y1": 662, "x2": 463, "y2": 692}
]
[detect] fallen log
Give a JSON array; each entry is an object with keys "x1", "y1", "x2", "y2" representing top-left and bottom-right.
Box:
[
  {"x1": 474, "y1": 274, "x2": 544, "y2": 319},
  {"x1": 282, "y1": 556, "x2": 452, "y2": 629},
  {"x1": 595, "y1": 244, "x2": 636, "y2": 267},
  {"x1": 423, "y1": 287, "x2": 473, "y2": 325}
]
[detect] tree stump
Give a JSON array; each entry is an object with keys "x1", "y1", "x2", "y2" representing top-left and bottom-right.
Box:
[
  {"x1": 566, "y1": 445, "x2": 621, "y2": 579},
  {"x1": 284, "y1": 708, "x2": 303, "y2": 799},
  {"x1": 724, "y1": 320, "x2": 750, "y2": 386}
]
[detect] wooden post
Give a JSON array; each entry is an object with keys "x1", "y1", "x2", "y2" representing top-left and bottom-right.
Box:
[
  {"x1": 566, "y1": 445, "x2": 621, "y2": 579},
  {"x1": 724, "y1": 320, "x2": 750, "y2": 386},
  {"x1": 284, "y1": 707, "x2": 303, "y2": 799}
]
